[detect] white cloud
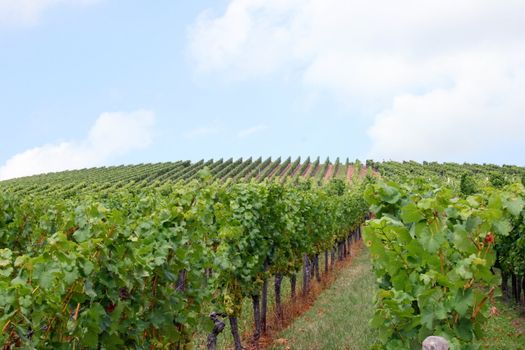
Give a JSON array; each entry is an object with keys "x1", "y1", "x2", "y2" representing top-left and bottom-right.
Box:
[
  {"x1": 188, "y1": 0, "x2": 302, "y2": 78},
  {"x1": 368, "y1": 51, "x2": 525, "y2": 161},
  {"x1": 237, "y1": 124, "x2": 267, "y2": 138},
  {"x1": 0, "y1": 110, "x2": 155, "y2": 180},
  {"x1": 0, "y1": 0, "x2": 99, "y2": 27},
  {"x1": 189, "y1": 0, "x2": 525, "y2": 162}
]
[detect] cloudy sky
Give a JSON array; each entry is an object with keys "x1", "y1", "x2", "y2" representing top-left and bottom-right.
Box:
[{"x1": 1, "y1": 0, "x2": 524, "y2": 180}]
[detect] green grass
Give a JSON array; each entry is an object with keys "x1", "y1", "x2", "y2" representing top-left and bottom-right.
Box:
[
  {"x1": 266, "y1": 250, "x2": 525, "y2": 350},
  {"x1": 479, "y1": 295, "x2": 525, "y2": 349},
  {"x1": 269, "y1": 249, "x2": 378, "y2": 350}
]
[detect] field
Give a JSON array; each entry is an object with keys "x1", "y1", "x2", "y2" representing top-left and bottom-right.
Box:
[{"x1": 0, "y1": 159, "x2": 524, "y2": 349}]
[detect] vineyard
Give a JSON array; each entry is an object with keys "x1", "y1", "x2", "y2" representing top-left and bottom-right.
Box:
[
  {"x1": 0, "y1": 157, "x2": 369, "y2": 198},
  {"x1": 0, "y1": 159, "x2": 524, "y2": 349}
]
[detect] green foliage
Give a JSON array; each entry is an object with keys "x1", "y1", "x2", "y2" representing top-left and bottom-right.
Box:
[
  {"x1": 5, "y1": 159, "x2": 524, "y2": 349},
  {"x1": 364, "y1": 180, "x2": 501, "y2": 349},
  {"x1": 460, "y1": 173, "x2": 477, "y2": 196},
  {"x1": 0, "y1": 179, "x2": 367, "y2": 349},
  {"x1": 489, "y1": 172, "x2": 508, "y2": 189},
  {"x1": 374, "y1": 161, "x2": 525, "y2": 185},
  {"x1": 493, "y1": 183, "x2": 525, "y2": 277}
]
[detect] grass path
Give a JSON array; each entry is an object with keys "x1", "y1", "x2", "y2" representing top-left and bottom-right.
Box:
[
  {"x1": 193, "y1": 244, "x2": 524, "y2": 349},
  {"x1": 480, "y1": 291, "x2": 525, "y2": 349},
  {"x1": 269, "y1": 249, "x2": 377, "y2": 350},
  {"x1": 267, "y1": 248, "x2": 525, "y2": 350}
]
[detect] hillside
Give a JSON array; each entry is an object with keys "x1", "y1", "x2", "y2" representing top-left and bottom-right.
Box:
[
  {"x1": 1, "y1": 160, "x2": 524, "y2": 349},
  {"x1": 0, "y1": 157, "x2": 369, "y2": 198},
  {"x1": 2, "y1": 159, "x2": 524, "y2": 199}
]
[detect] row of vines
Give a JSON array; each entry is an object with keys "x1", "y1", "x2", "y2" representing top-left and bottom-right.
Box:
[
  {"x1": 0, "y1": 176, "x2": 368, "y2": 349},
  {"x1": 364, "y1": 177, "x2": 525, "y2": 349},
  {"x1": 1, "y1": 157, "x2": 366, "y2": 199}
]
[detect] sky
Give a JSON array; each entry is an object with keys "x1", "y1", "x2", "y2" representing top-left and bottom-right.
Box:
[{"x1": 1, "y1": 0, "x2": 525, "y2": 180}]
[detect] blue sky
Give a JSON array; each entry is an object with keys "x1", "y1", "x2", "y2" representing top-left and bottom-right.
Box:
[{"x1": 1, "y1": 0, "x2": 524, "y2": 179}]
